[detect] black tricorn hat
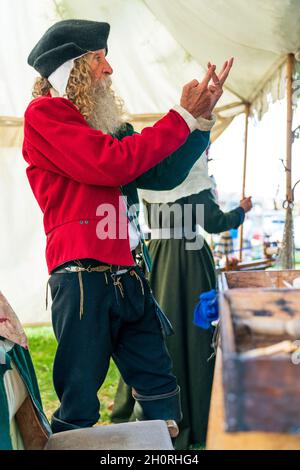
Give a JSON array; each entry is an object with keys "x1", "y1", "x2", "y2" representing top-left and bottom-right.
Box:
[{"x1": 28, "y1": 19, "x2": 110, "y2": 78}]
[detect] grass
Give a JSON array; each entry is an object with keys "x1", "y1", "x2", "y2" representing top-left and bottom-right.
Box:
[
  {"x1": 24, "y1": 326, "x2": 119, "y2": 424},
  {"x1": 295, "y1": 249, "x2": 300, "y2": 268}
]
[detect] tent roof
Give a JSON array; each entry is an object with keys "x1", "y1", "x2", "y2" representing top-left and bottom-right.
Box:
[
  {"x1": 55, "y1": 0, "x2": 300, "y2": 119},
  {"x1": 145, "y1": 0, "x2": 300, "y2": 103},
  {"x1": 1, "y1": 0, "x2": 300, "y2": 144}
]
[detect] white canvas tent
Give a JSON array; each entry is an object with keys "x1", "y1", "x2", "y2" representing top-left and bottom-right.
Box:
[{"x1": 0, "y1": 0, "x2": 299, "y2": 324}]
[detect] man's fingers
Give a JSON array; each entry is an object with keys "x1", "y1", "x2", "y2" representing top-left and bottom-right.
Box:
[
  {"x1": 219, "y1": 57, "x2": 234, "y2": 86},
  {"x1": 183, "y1": 79, "x2": 199, "y2": 91},
  {"x1": 207, "y1": 58, "x2": 234, "y2": 86},
  {"x1": 217, "y1": 60, "x2": 228, "y2": 78},
  {"x1": 208, "y1": 60, "x2": 232, "y2": 87},
  {"x1": 207, "y1": 61, "x2": 220, "y2": 87},
  {"x1": 200, "y1": 64, "x2": 216, "y2": 89},
  {"x1": 212, "y1": 70, "x2": 221, "y2": 86}
]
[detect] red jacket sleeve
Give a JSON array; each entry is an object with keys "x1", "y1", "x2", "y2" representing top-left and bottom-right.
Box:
[{"x1": 23, "y1": 96, "x2": 190, "y2": 187}]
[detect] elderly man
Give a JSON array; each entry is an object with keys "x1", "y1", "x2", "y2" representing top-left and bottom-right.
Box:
[{"x1": 23, "y1": 19, "x2": 232, "y2": 435}]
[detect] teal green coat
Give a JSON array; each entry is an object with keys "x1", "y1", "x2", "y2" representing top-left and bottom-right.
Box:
[
  {"x1": 116, "y1": 124, "x2": 210, "y2": 271},
  {"x1": 116, "y1": 123, "x2": 211, "y2": 204}
]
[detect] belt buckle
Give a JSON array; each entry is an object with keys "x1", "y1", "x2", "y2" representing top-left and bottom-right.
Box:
[{"x1": 65, "y1": 266, "x2": 81, "y2": 273}]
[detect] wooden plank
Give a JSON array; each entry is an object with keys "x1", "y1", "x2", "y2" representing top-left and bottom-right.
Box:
[
  {"x1": 222, "y1": 270, "x2": 300, "y2": 289},
  {"x1": 225, "y1": 289, "x2": 300, "y2": 316},
  {"x1": 219, "y1": 292, "x2": 236, "y2": 354},
  {"x1": 224, "y1": 270, "x2": 279, "y2": 288},
  {"x1": 206, "y1": 352, "x2": 300, "y2": 450}
]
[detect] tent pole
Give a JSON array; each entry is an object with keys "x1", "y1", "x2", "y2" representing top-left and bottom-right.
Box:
[
  {"x1": 286, "y1": 53, "x2": 294, "y2": 204},
  {"x1": 239, "y1": 104, "x2": 250, "y2": 261},
  {"x1": 278, "y1": 53, "x2": 295, "y2": 269}
]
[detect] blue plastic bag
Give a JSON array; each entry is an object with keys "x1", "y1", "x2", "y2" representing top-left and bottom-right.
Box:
[{"x1": 193, "y1": 289, "x2": 219, "y2": 330}]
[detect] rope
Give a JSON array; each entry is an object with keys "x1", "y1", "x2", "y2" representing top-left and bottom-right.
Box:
[
  {"x1": 78, "y1": 271, "x2": 84, "y2": 319},
  {"x1": 278, "y1": 206, "x2": 295, "y2": 269}
]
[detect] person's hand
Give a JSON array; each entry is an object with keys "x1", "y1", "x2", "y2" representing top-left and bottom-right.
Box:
[
  {"x1": 240, "y1": 196, "x2": 252, "y2": 213},
  {"x1": 201, "y1": 58, "x2": 234, "y2": 119},
  {"x1": 180, "y1": 64, "x2": 216, "y2": 118},
  {"x1": 180, "y1": 58, "x2": 234, "y2": 119}
]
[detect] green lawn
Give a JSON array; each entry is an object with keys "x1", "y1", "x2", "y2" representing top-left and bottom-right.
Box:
[
  {"x1": 24, "y1": 326, "x2": 119, "y2": 424},
  {"x1": 295, "y1": 249, "x2": 300, "y2": 268}
]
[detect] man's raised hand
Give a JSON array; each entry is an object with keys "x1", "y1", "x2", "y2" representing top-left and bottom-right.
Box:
[
  {"x1": 180, "y1": 58, "x2": 234, "y2": 120},
  {"x1": 202, "y1": 57, "x2": 234, "y2": 118},
  {"x1": 180, "y1": 64, "x2": 215, "y2": 118}
]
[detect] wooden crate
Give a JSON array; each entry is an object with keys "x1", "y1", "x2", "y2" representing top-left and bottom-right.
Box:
[
  {"x1": 220, "y1": 288, "x2": 300, "y2": 433},
  {"x1": 207, "y1": 351, "x2": 300, "y2": 449}
]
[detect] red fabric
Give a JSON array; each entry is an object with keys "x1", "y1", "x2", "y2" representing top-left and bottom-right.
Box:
[{"x1": 22, "y1": 95, "x2": 190, "y2": 273}]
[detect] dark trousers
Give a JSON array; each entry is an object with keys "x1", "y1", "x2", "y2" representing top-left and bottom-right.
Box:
[{"x1": 48, "y1": 259, "x2": 181, "y2": 433}]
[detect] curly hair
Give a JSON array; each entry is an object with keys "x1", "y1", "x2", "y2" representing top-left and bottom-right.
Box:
[{"x1": 32, "y1": 55, "x2": 95, "y2": 120}]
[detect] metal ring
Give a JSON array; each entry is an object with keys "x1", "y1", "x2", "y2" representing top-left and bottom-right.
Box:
[{"x1": 282, "y1": 199, "x2": 294, "y2": 209}]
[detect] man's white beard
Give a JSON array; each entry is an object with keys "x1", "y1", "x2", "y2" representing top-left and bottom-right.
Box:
[{"x1": 86, "y1": 77, "x2": 125, "y2": 135}]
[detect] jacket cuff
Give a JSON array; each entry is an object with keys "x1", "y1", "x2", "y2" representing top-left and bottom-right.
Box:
[
  {"x1": 172, "y1": 105, "x2": 198, "y2": 132},
  {"x1": 173, "y1": 105, "x2": 216, "y2": 132},
  {"x1": 196, "y1": 114, "x2": 217, "y2": 131}
]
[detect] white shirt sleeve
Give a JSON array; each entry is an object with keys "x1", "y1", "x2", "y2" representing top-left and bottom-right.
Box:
[{"x1": 173, "y1": 104, "x2": 216, "y2": 132}]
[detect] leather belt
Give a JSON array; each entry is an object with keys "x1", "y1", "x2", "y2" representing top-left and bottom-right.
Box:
[
  {"x1": 47, "y1": 262, "x2": 137, "y2": 320},
  {"x1": 51, "y1": 258, "x2": 135, "y2": 274},
  {"x1": 52, "y1": 265, "x2": 127, "y2": 274}
]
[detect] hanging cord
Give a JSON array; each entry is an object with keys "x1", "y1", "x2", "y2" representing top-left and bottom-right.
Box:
[
  {"x1": 207, "y1": 321, "x2": 221, "y2": 362},
  {"x1": 78, "y1": 271, "x2": 84, "y2": 320},
  {"x1": 76, "y1": 261, "x2": 88, "y2": 320},
  {"x1": 280, "y1": 159, "x2": 300, "y2": 209},
  {"x1": 278, "y1": 160, "x2": 298, "y2": 269},
  {"x1": 292, "y1": 124, "x2": 300, "y2": 143},
  {"x1": 278, "y1": 205, "x2": 295, "y2": 269},
  {"x1": 110, "y1": 272, "x2": 125, "y2": 304},
  {"x1": 130, "y1": 269, "x2": 145, "y2": 295},
  {"x1": 45, "y1": 278, "x2": 50, "y2": 310},
  {"x1": 292, "y1": 179, "x2": 300, "y2": 200},
  {"x1": 115, "y1": 276, "x2": 125, "y2": 298}
]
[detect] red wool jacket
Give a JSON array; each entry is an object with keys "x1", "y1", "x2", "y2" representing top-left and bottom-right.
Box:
[{"x1": 22, "y1": 95, "x2": 190, "y2": 274}]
